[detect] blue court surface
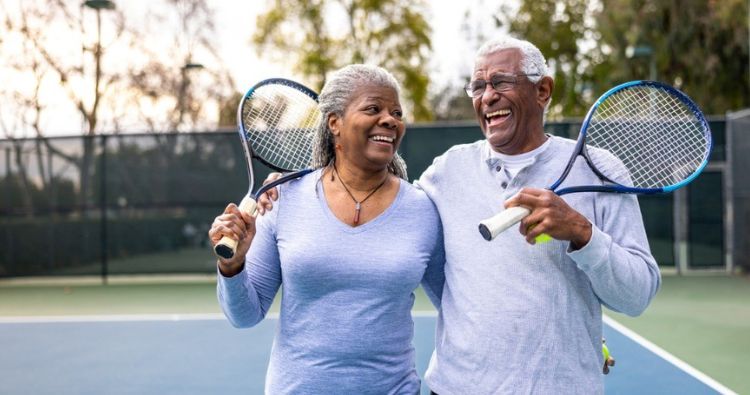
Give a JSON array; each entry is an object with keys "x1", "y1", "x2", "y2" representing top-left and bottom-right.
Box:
[{"x1": 0, "y1": 314, "x2": 735, "y2": 394}]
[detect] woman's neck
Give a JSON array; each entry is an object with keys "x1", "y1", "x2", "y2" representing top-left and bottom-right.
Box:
[{"x1": 329, "y1": 160, "x2": 390, "y2": 192}]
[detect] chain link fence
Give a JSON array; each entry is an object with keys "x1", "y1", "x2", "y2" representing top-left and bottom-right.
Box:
[
  {"x1": 728, "y1": 110, "x2": 750, "y2": 273},
  {"x1": 0, "y1": 120, "x2": 734, "y2": 279}
]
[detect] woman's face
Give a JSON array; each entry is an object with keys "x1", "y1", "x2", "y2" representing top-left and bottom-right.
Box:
[{"x1": 329, "y1": 83, "x2": 405, "y2": 172}]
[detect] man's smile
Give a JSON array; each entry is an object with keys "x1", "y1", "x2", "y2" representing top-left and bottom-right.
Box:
[{"x1": 485, "y1": 108, "x2": 511, "y2": 127}]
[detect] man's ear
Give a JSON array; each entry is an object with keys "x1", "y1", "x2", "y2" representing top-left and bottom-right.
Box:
[
  {"x1": 328, "y1": 113, "x2": 340, "y2": 136},
  {"x1": 537, "y1": 76, "x2": 554, "y2": 109}
]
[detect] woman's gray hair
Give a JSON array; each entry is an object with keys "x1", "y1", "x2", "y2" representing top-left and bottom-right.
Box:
[
  {"x1": 311, "y1": 64, "x2": 408, "y2": 180},
  {"x1": 475, "y1": 36, "x2": 551, "y2": 83}
]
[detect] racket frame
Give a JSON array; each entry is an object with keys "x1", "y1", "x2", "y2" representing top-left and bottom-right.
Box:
[
  {"x1": 551, "y1": 80, "x2": 712, "y2": 196},
  {"x1": 478, "y1": 80, "x2": 712, "y2": 241},
  {"x1": 214, "y1": 78, "x2": 319, "y2": 259},
  {"x1": 237, "y1": 78, "x2": 319, "y2": 174}
]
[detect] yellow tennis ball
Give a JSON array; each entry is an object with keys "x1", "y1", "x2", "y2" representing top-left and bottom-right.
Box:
[
  {"x1": 535, "y1": 233, "x2": 552, "y2": 244},
  {"x1": 528, "y1": 224, "x2": 552, "y2": 244}
]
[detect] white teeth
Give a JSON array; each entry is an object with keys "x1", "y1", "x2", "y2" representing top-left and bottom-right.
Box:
[
  {"x1": 370, "y1": 135, "x2": 394, "y2": 143},
  {"x1": 486, "y1": 109, "x2": 510, "y2": 118}
]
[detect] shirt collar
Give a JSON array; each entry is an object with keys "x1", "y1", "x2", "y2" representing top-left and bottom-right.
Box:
[{"x1": 483, "y1": 134, "x2": 557, "y2": 170}]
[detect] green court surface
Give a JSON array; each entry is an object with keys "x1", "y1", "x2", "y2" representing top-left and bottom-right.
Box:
[
  {"x1": 1, "y1": 274, "x2": 747, "y2": 394},
  {"x1": 606, "y1": 275, "x2": 750, "y2": 394}
]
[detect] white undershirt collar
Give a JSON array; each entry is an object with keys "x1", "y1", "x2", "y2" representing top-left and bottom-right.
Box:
[{"x1": 489, "y1": 137, "x2": 552, "y2": 178}]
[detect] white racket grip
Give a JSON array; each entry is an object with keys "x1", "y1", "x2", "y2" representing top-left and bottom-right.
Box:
[
  {"x1": 478, "y1": 206, "x2": 531, "y2": 241},
  {"x1": 214, "y1": 196, "x2": 258, "y2": 260}
]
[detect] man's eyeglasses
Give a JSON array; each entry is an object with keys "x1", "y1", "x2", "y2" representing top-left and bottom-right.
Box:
[{"x1": 464, "y1": 73, "x2": 541, "y2": 98}]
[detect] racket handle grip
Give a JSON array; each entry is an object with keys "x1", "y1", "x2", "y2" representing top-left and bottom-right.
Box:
[
  {"x1": 214, "y1": 196, "x2": 258, "y2": 260},
  {"x1": 478, "y1": 206, "x2": 531, "y2": 241}
]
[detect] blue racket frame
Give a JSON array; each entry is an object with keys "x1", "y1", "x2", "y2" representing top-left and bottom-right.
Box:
[{"x1": 550, "y1": 80, "x2": 712, "y2": 196}]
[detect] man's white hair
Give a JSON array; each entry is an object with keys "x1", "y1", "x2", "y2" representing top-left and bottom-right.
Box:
[{"x1": 475, "y1": 36, "x2": 551, "y2": 83}]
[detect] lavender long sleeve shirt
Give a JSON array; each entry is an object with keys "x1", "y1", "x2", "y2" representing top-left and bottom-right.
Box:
[{"x1": 218, "y1": 170, "x2": 445, "y2": 394}]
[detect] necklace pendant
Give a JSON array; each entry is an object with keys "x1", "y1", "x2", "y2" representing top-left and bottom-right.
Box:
[
  {"x1": 353, "y1": 202, "x2": 361, "y2": 224},
  {"x1": 331, "y1": 163, "x2": 388, "y2": 227}
]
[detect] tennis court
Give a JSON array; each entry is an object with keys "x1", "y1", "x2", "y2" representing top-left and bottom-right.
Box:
[
  {"x1": 0, "y1": 276, "x2": 744, "y2": 394},
  {"x1": 2, "y1": 2, "x2": 748, "y2": 394}
]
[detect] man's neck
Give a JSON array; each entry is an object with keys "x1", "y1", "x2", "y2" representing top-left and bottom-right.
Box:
[{"x1": 491, "y1": 132, "x2": 548, "y2": 155}]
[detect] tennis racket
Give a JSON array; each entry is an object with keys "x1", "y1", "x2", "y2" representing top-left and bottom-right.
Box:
[
  {"x1": 478, "y1": 80, "x2": 712, "y2": 241},
  {"x1": 214, "y1": 78, "x2": 320, "y2": 259}
]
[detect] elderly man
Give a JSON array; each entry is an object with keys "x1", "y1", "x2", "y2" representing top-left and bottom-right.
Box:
[{"x1": 417, "y1": 36, "x2": 660, "y2": 394}]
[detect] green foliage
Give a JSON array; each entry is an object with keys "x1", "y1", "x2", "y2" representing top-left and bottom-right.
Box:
[
  {"x1": 505, "y1": 0, "x2": 749, "y2": 116},
  {"x1": 592, "y1": 0, "x2": 749, "y2": 115},
  {"x1": 253, "y1": 0, "x2": 434, "y2": 121},
  {"x1": 0, "y1": 213, "x2": 206, "y2": 276},
  {"x1": 0, "y1": 174, "x2": 76, "y2": 215},
  {"x1": 502, "y1": 0, "x2": 590, "y2": 117}
]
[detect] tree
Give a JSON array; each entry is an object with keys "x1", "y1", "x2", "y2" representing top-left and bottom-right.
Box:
[
  {"x1": 2, "y1": 1, "x2": 130, "y2": 136},
  {"x1": 0, "y1": 0, "x2": 236, "y2": 215},
  {"x1": 591, "y1": 0, "x2": 749, "y2": 115},
  {"x1": 499, "y1": 0, "x2": 592, "y2": 118},
  {"x1": 253, "y1": 0, "x2": 434, "y2": 121},
  {"x1": 502, "y1": 0, "x2": 749, "y2": 117},
  {"x1": 122, "y1": 0, "x2": 237, "y2": 132},
  {"x1": 431, "y1": 1, "x2": 503, "y2": 122},
  {"x1": 430, "y1": 85, "x2": 476, "y2": 122},
  {"x1": 434, "y1": 0, "x2": 592, "y2": 122},
  {"x1": 1, "y1": 0, "x2": 236, "y2": 135}
]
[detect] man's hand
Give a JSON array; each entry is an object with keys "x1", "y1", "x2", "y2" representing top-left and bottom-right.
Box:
[
  {"x1": 257, "y1": 172, "x2": 283, "y2": 215},
  {"x1": 603, "y1": 355, "x2": 616, "y2": 374},
  {"x1": 602, "y1": 340, "x2": 615, "y2": 374},
  {"x1": 505, "y1": 187, "x2": 592, "y2": 249}
]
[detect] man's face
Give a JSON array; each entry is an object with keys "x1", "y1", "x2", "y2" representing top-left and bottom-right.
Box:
[{"x1": 471, "y1": 48, "x2": 546, "y2": 154}]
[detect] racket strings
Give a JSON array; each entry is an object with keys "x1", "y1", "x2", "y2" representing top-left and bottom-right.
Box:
[
  {"x1": 241, "y1": 83, "x2": 320, "y2": 171},
  {"x1": 247, "y1": 100, "x2": 315, "y2": 168},
  {"x1": 585, "y1": 86, "x2": 709, "y2": 189}
]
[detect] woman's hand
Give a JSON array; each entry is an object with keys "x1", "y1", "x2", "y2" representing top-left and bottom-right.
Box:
[{"x1": 208, "y1": 203, "x2": 257, "y2": 276}]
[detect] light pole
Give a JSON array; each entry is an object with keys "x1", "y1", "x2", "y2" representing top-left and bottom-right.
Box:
[
  {"x1": 83, "y1": 0, "x2": 115, "y2": 134},
  {"x1": 81, "y1": 0, "x2": 116, "y2": 130},
  {"x1": 83, "y1": 0, "x2": 115, "y2": 284},
  {"x1": 178, "y1": 61, "x2": 204, "y2": 129},
  {"x1": 626, "y1": 45, "x2": 656, "y2": 81}
]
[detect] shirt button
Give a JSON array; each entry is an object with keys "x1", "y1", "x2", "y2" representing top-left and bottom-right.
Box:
[
  {"x1": 495, "y1": 165, "x2": 502, "y2": 172},
  {"x1": 501, "y1": 182, "x2": 508, "y2": 188}
]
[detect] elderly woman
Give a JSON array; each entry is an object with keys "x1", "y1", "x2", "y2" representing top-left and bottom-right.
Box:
[{"x1": 208, "y1": 64, "x2": 445, "y2": 394}]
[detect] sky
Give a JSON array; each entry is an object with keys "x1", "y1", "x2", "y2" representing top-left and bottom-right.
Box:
[
  {"x1": 217, "y1": 1, "x2": 508, "y2": 95},
  {"x1": 1, "y1": 0, "x2": 510, "y2": 137}
]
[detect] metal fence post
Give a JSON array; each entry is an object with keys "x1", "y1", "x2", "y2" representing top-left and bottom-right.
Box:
[{"x1": 100, "y1": 134, "x2": 108, "y2": 284}]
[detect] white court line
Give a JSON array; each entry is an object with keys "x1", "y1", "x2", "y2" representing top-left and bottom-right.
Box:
[
  {"x1": 1, "y1": 310, "x2": 735, "y2": 394},
  {"x1": 0, "y1": 313, "x2": 225, "y2": 323},
  {"x1": 0, "y1": 311, "x2": 440, "y2": 324},
  {"x1": 604, "y1": 315, "x2": 737, "y2": 395},
  {"x1": 412, "y1": 310, "x2": 439, "y2": 317}
]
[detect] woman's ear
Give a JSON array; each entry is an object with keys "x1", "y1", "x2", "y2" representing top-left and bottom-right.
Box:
[{"x1": 328, "y1": 113, "x2": 340, "y2": 137}]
